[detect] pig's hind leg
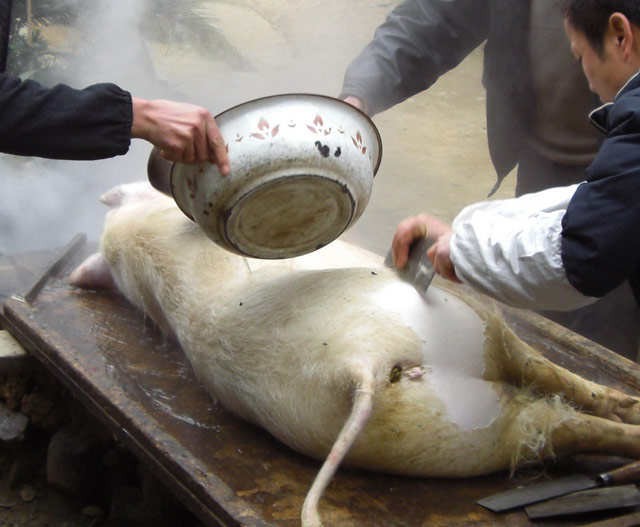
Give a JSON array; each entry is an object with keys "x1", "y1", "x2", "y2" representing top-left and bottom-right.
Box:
[
  {"x1": 498, "y1": 391, "x2": 640, "y2": 471},
  {"x1": 484, "y1": 311, "x2": 640, "y2": 425},
  {"x1": 549, "y1": 410, "x2": 640, "y2": 460}
]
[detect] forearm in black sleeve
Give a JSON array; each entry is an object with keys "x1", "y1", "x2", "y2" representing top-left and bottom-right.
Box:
[{"x1": 0, "y1": 74, "x2": 133, "y2": 160}]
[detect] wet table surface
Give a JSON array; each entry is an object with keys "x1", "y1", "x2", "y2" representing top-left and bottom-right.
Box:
[{"x1": 1, "y1": 239, "x2": 640, "y2": 527}]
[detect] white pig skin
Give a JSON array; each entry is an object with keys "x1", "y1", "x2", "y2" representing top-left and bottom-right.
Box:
[{"x1": 70, "y1": 183, "x2": 640, "y2": 527}]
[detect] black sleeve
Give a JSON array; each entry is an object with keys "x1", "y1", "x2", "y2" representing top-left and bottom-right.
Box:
[
  {"x1": 339, "y1": 0, "x2": 490, "y2": 116},
  {"x1": 0, "y1": 74, "x2": 133, "y2": 160},
  {"x1": 561, "y1": 99, "x2": 640, "y2": 297}
]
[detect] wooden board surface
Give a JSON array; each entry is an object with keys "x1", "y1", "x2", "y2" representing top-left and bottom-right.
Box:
[{"x1": 1, "y1": 240, "x2": 640, "y2": 527}]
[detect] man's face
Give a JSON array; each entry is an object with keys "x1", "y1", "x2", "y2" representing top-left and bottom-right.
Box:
[{"x1": 564, "y1": 18, "x2": 627, "y2": 103}]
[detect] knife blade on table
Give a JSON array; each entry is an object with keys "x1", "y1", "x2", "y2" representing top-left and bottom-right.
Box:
[
  {"x1": 579, "y1": 510, "x2": 640, "y2": 527},
  {"x1": 383, "y1": 237, "x2": 435, "y2": 295},
  {"x1": 525, "y1": 484, "x2": 640, "y2": 519},
  {"x1": 476, "y1": 459, "x2": 640, "y2": 513}
]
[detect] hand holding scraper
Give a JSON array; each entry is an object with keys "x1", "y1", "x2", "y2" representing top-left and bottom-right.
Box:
[
  {"x1": 387, "y1": 212, "x2": 461, "y2": 292},
  {"x1": 384, "y1": 237, "x2": 435, "y2": 295}
]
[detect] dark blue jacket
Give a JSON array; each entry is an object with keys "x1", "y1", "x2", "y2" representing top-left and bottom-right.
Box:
[
  {"x1": 0, "y1": 74, "x2": 132, "y2": 160},
  {"x1": 561, "y1": 72, "x2": 640, "y2": 305}
]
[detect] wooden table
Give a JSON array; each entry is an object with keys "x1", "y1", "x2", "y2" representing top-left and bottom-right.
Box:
[{"x1": 1, "y1": 236, "x2": 639, "y2": 527}]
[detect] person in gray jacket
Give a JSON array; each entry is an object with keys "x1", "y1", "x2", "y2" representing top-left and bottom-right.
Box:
[{"x1": 340, "y1": 0, "x2": 640, "y2": 360}]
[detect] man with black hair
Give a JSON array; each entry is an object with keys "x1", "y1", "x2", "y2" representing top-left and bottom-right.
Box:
[
  {"x1": 341, "y1": 0, "x2": 640, "y2": 359},
  {"x1": 391, "y1": 0, "x2": 640, "y2": 350}
]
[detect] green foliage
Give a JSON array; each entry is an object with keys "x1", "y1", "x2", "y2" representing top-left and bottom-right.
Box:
[
  {"x1": 12, "y1": 0, "x2": 84, "y2": 27},
  {"x1": 7, "y1": 0, "x2": 89, "y2": 78},
  {"x1": 6, "y1": 28, "x2": 53, "y2": 77},
  {"x1": 6, "y1": 0, "x2": 248, "y2": 79}
]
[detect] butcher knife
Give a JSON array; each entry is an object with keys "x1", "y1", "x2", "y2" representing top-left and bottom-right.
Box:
[
  {"x1": 579, "y1": 510, "x2": 640, "y2": 527},
  {"x1": 476, "y1": 459, "x2": 640, "y2": 513},
  {"x1": 525, "y1": 484, "x2": 640, "y2": 519},
  {"x1": 383, "y1": 237, "x2": 435, "y2": 295}
]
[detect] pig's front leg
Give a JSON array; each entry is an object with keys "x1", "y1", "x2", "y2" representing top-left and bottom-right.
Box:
[
  {"x1": 69, "y1": 252, "x2": 115, "y2": 290},
  {"x1": 69, "y1": 182, "x2": 162, "y2": 291}
]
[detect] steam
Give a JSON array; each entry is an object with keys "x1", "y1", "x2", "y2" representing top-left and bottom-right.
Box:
[
  {"x1": 0, "y1": 0, "x2": 391, "y2": 254},
  {"x1": 0, "y1": 0, "x2": 156, "y2": 254}
]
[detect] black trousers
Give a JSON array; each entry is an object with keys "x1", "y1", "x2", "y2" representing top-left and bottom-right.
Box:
[{"x1": 516, "y1": 146, "x2": 640, "y2": 361}]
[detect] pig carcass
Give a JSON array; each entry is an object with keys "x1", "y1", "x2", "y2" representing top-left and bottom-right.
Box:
[{"x1": 70, "y1": 183, "x2": 640, "y2": 527}]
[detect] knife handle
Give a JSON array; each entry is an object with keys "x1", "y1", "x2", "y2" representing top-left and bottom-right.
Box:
[{"x1": 597, "y1": 460, "x2": 640, "y2": 485}]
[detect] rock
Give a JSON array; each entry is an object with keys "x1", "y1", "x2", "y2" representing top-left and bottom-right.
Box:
[
  {"x1": 0, "y1": 374, "x2": 29, "y2": 412},
  {"x1": 0, "y1": 331, "x2": 31, "y2": 375},
  {"x1": 109, "y1": 485, "x2": 144, "y2": 521},
  {"x1": 6, "y1": 439, "x2": 47, "y2": 489},
  {"x1": 20, "y1": 484, "x2": 36, "y2": 502},
  {"x1": 0, "y1": 402, "x2": 28, "y2": 441},
  {"x1": 46, "y1": 425, "x2": 107, "y2": 497},
  {"x1": 138, "y1": 462, "x2": 194, "y2": 524},
  {"x1": 81, "y1": 504, "x2": 104, "y2": 517},
  {"x1": 20, "y1": 392, "x2": 60, "y2": 430}
]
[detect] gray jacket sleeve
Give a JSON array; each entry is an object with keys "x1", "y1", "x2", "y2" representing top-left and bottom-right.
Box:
[{"x1": 339, "y1": 0, "x2": 490, "y2": 116}]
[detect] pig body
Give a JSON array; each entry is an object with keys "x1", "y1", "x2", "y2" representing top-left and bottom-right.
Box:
[{"x1": 71, "y1": 183, "x2": 640, "y2": 526}]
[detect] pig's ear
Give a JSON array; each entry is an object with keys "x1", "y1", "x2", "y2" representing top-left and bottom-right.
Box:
[
  {"x1": 69, "y1": 252, "x2": 115, "y2": 290},
  {"x1": 99, "y1": 186, "x2": 126, "y2": 208},
  {"x1": 100, "y1": 182, "x2": 159, "y2": 208}
]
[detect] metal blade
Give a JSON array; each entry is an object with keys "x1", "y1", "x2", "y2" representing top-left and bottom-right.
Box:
[
  {"x1": 22, "y1": 233, "x2": 87, "y2": 304},
  {"x1": 525, "y1": 484, "x2": 640, "y2": 519},
  {"x1": 580, "y1": 510, "x2": 640, "y2": 527},
  {"x1": 383, "y1": 237, "x2": 435, "y2": 295},
  {"x1": 476, "y1": 474, "x2": 597, "y2": 512}
]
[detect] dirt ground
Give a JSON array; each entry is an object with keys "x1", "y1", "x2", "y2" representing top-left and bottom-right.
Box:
[{"x1": 0, "y1": 1, "x2": 517, "y2": 525}]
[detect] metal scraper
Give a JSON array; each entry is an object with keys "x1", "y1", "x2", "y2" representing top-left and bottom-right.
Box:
[
  {"x1": 384, "y1": 237, "x2": 435, "y2": 295},
  {"x1": 525, "y1": 484, "x2": 640, "y2": 519},
  {"x1": 477, "y1": 459, "x2": 640, "y2": 513}
]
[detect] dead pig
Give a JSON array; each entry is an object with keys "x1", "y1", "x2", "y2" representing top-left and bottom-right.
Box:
[{"x1": 70, "y1": 182, "x2": 640, "y2": 527}]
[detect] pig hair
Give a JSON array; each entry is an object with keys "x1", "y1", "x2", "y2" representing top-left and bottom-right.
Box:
[
  {"x1": 90, "y1": 184, "x2": 640, "y2": 527},
  {"x1": 509, "y1": 393, "x2": 578, "y2": 474}
]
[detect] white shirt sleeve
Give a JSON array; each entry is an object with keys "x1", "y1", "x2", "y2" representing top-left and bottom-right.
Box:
[{"x1": 449, "y1": 184, "x2": 599, "y2": 311}]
